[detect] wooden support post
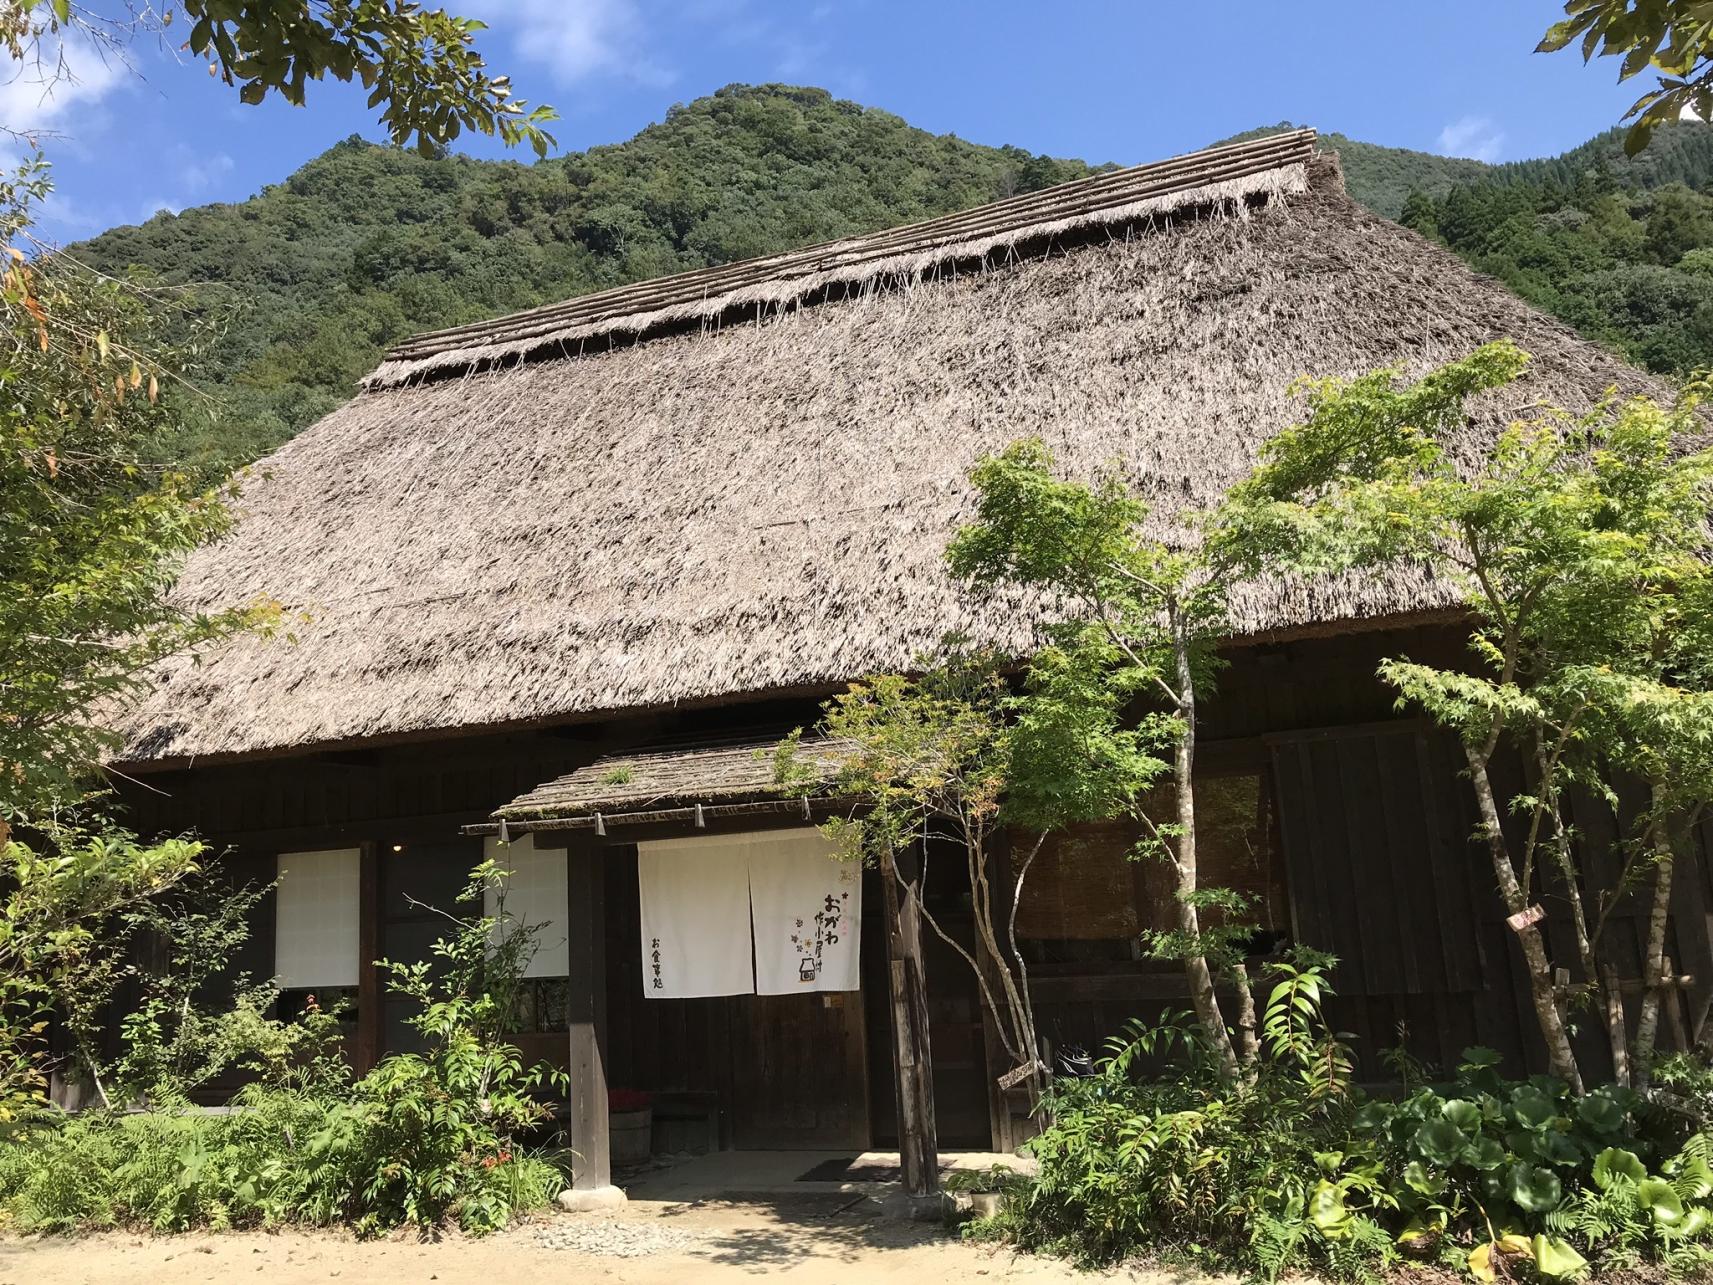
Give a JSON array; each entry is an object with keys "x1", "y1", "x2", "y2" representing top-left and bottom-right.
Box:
[
  {"x1": 354, "y1": 841, "x2": 381, "y2": 1075},
  {"x1": 564, "y1": 838, "x2": 622, "y2": 1206},
  {"x1": 882, "y1": 843, "x2": 939, "y2": 1197}
]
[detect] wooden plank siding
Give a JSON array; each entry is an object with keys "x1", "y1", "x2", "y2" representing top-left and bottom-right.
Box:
[{"x1": 111, "y1": 623, "x2": 1713, "y2": 1142}]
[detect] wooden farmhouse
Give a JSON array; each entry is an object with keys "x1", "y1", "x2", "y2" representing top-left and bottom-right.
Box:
[{"x1": 111, "y1": 129, "x2": 1713, "y2": 1197}]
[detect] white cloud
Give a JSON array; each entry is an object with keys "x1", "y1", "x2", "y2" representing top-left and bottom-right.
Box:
[
  {"x1": 1436, "y1": 116, "x2": 1505, "y2": 163},
  {"x1": 178, "y1": 150, "x2": 234, "y2": 194},
  {"x1": 138, "y1": 196, "x2": 178, "y2": 221},
  {"x1": 473, "y1": 0, "x2": 675, "y2": 88},
  {"x1": 0, "y1": 34, "x2": 128, "y2": 146}
]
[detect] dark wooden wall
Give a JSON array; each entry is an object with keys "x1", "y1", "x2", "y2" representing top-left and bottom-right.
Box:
[{"x1": 116, "y1": 621, "x2": 1713, "y2": 1142}]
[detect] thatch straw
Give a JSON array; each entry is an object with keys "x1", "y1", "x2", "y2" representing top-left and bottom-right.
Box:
[
  {"x1": 114, "y1": 143, "x2": 1664, "y2": 768},
  {"x1": 492, "y1": 733, "x2": 853, "y2": 824},
  {"x1": 371, "y1": 130, "x2": 1317, "y2": 388}
]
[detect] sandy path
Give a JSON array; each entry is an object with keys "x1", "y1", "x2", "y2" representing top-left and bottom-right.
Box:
[{"x1": 0, "y1": 1199, "x2": 1208, "y2": 1285}]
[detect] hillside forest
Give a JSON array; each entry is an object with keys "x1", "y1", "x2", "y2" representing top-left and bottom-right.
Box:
[{"x1": 67, "y1": 84, "x2": 1713, "y2": 480}]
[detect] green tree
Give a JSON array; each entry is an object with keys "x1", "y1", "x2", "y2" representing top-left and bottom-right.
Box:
[
  {"x1": 0, "y1": 829, "x2": 207, "y2": 1114},
  {"x1": 3, "y1": 0, "x2": 555, "y2": 157},
  {"x1": 0, "y1": 0, "x2": 558, "y2": 1118},
  {"x1": 1216, "y1": 341, "x2": 1713, "y2": 1091},
  {"x1": 0, "y1": 158, "x2": 273, "y2": 1113},
  {"x1": 1539, "y1": 0, "x2": 1713, "y2": 156},
  {"x1": 0, "y1": 168, "x2": 278, "y2": 816},
  {"x1": 945, "y1": 442, "x2": 1266, "y2": 1081}
]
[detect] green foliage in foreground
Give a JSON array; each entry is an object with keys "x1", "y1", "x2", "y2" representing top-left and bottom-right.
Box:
[
  {"x1": 0, "y1": 861, "x2": 568, "y2": 1237},
  {"x1": 988, "y1": 961, "x2": 1713, "y2": 1282},
  {"x1": 0, "y1": 1084, "x2": 565, "y2": 1235},
  {"x1": 5, "y1": 0, "x2": 554, "y2": 161},
  {"x1": 1538, "y1": 1, "x2": 1713, "y2": 157}
]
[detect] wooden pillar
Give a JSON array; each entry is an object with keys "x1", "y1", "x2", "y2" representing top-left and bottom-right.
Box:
[
  {"x1": 565, "y1": 837, "x2": 616, "y2": 1197},
  {"x1": 882, "y1": 843, "x2": 939, "y2": 1196},
  {"x1": 354, "y1": 841, "x2": 381, "y2": 1074}
]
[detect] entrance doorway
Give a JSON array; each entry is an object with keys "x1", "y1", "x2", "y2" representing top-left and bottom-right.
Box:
[
  {"x1": 604, "y1": 845, "x2": 872, "y2": 1150},
  {"x1": 726, "y1": 989, "x2": 868, "y2": 1149}
]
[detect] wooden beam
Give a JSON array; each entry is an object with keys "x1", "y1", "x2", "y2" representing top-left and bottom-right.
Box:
[
  {"x1": 881, "y1": 843, "x2": 939, "y2": 1197},
  {"x1": 490, "y1": 799, "x2": 853, "y2": 846},
  {"x1": 211, "y1": 810, "x2": 493, "y2": 852},
  {"x1": 565, "y1": 838, "x2": 614, "y2": 1193},
  {"x1": 355, "y1": 841, "x2": 381, "y2": 1074},
  {"x1": 1026, "y1": 970, "x2": 1235, "y2": 1004}
]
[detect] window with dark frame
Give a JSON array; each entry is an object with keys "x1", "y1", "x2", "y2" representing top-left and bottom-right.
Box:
[{"x1": 1011, "y1": 762, "x2": 1288, "y2": 967}]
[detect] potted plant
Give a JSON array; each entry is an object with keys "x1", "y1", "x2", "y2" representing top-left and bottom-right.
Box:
[{"x1": 608, "y1": 1088, "x2": 654, "y2": 1166}]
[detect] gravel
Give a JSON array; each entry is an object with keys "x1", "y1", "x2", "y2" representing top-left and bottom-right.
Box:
[{"x1": 535, "y1": 1219, "x2": 703, "y2": 1259}]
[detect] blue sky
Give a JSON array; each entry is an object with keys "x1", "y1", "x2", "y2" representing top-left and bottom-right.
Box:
[{"x1": 5, "y1": 1, "x2": 1661, "y2": 247}]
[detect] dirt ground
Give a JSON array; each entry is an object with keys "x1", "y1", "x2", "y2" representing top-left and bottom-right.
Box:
[{"x1": 0, "y1": 1196, "x2": 1215, "y2": 1285}]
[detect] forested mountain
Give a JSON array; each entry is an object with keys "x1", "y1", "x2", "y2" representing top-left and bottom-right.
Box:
[
  {"x1": 71, "y1": 84, "x2": 1713, "y2": 479},
  {"x1": 1237, "y1": 119, "x2": 1713, "y2": 218},
  {"x1": 1396, "y1": 163, "x2": 1712, "y2": 378},
  {"x1": 75, "y1": 84, "x2": 1097, "y2": 477},
  {"x1": 1248, "y1": 118, "x2": 1713, "y2": 378}
]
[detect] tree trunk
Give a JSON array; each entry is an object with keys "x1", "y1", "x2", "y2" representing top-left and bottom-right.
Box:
[
  {"x1": 881, "y1": 845, "x2": 940, "y2": 1196},
  {"x1": 1173, "y1": 633, "x2": 1240, "y2": 1081},
  {"x1": 1538, "y1": 771, "x2": 1625, "y2": 1084},
  {"x1": 1600, "y1": 961, "x2": 1632, "y2": 1089},
  {"x1": 1465, "y1": 745, "x2": 1584, "y2": 1092},
  {"x1": 1232, "y1": 962, "x2": 1259, "y2": 1071},
  {"x1": 1634, "y1": 822, "x2": 1676, "y2": 1088}
]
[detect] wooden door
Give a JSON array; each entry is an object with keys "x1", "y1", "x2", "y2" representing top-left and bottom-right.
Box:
[{"x1": 727, "y1": 989, "x2": 869, "y2": 1150}]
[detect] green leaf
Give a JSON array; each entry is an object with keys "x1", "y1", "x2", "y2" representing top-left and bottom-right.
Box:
[
  {"x1": 1442, "y1": 1098, "x2": 1483, "y2": 1131},
  {"x1": 1415, "y1": 1117, "x2": 1467, "y2": 1166},
  {"x1": 1531, "y1": 1234, "x2": 1589, "y2": 1278},
  {"x1": 1576, "y1": 1093, "x2": 1627, "y2": 1133},
  {"x1": 1464, "y1": 1135, "x2": 1509, "y2": 1171},
  {"x1": 1676, "y1": 1153, "x2": 1713, "y2": 1201},
  {"x1": 1592, "y1": 1147, "x2": 1646, "y2": 1189},
  {"x1": 1404, "y1": 1159, "x2": 1444, "y2": 1195},
  {"x1": 1523, "y1": 1131, "x2": 1582, "y2": 1167},
  {"x1": 1509, "y1": 1086, "x2": 1559, "y2": 1131},
  {"x1": 1507, "y1": 1162, "x2": 1564, "y2": 1213},
  {"x1": 1308, "y1": 1180, "x2": 1353, "y2": 1239},
  {"x1": 1639, "y1": 1177, "x2": 1686, "y2": 1226}
]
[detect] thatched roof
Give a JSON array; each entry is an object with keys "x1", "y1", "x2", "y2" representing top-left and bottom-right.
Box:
[
  {"x1": 115, "y1": 129, "x2": 1665, "y2": 767},
  {"x1": 475, "y1": 733, "x2": 852, "y2": 834}
]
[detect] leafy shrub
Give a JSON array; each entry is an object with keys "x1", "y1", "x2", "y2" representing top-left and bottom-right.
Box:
[
  {"x1": 994, "y1": 958, "x2": 1713, "y2": 1281},
  {"x1": 1331, "y1": 1048, "x2": 1713, "y2": 1280},
  {"x1": 0, "y1": 861, "x2": 568, "y2": 1237},
  {"x1": 998, "y1": 957, "x2": 1383, "y2": 1279}
]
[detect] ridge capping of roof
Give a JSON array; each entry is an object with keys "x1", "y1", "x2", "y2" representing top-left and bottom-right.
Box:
[{"x1": 368, "y1": 127, "x2": 1319, "y2": 389}]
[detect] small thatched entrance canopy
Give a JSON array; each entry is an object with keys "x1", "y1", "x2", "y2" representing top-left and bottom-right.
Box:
[
  {"x1": 469, "y1": 733, "x2": 865, "y2": 1202},
  {"x1": 464, "y1": 734, "x2": 855, "y2": 836}
]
